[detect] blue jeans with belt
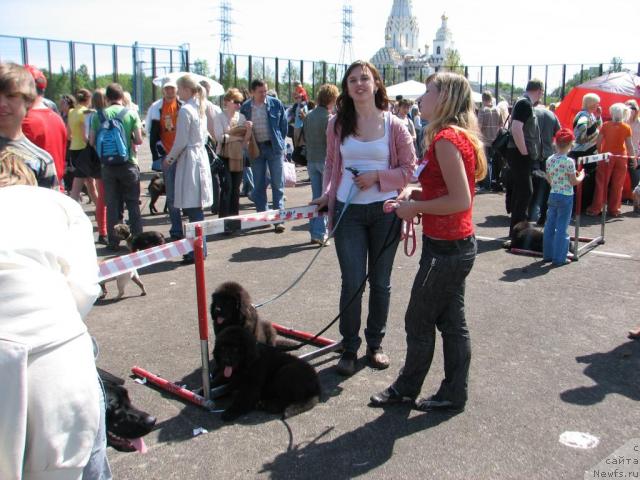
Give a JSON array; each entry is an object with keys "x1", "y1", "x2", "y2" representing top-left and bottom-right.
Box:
[
  {"x1": 393, "y1": 235, "x2": 477, "y2": 407},
  {"x1": 333, "y1": 200, "x2": 401, "y2": 353},
  {"x1": 250, "y1": 142, "x2": 284, "y2": 212}
]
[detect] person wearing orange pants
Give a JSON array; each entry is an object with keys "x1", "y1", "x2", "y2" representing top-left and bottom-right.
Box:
[{"x1": 587, "y1": 103, "x2": 636, "y2": 217}]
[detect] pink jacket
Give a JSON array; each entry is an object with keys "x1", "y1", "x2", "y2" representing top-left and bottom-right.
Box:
[{"x1": 322, "y1": 112, "x2": 417, "y2": 228}]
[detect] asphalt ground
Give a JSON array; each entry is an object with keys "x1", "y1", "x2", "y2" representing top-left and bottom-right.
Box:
[{"x1": 87, "y1": 148, "x2": 640, "y2": 479}]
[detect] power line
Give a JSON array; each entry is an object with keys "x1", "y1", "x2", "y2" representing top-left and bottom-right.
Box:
[{"x1": 339, "y1": 1, "x2": 354, "y2": 66}]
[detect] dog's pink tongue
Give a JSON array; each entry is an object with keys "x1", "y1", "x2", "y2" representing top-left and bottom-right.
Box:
[
  {"x1": 224, "y1": 366, "x2": 233, "y2": 378},
  {"x1": 130, "y1": 437, "x2": 147, "y2": 454},
  {"x1": 216, "y1": 317, "x2": 224, "y2": 325}
]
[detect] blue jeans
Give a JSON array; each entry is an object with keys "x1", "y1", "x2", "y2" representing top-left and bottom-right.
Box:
[
  {"x1": 251, "y1": 143, "x2": 284, "y2": 212},
  {"x1": 333, "y1": 201, "x2": 401, "y2": 353},
  {"x1": 182, "y1": 207, "x2": 207, "y2": 259},
  {"x1": 242, "y1": 154, "x2": 254, "y2": 197},
  {"x1": 308, "y1": 161, "x2": 328, "y2": 240},
  {"x1": 543, "y1": 193, "x2": 573, "y2": 264},
  {"x1": 393, "y1": 236, "x2": 477, "y2": 406},
  {"x1": 162, "y1": 161, "x2": 184, "y2": 239},
  {"x1": 82, "y1": 375, "x2": 112, "y2": 480}
]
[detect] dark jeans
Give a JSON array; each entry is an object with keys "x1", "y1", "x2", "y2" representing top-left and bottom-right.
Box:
[
  {"x1": 333, "y1": 201, "x2": 401, "y2": 353},
  {"x1": 506, "y1": 149, "x2": 533, "y2": 237},
  {"x1": 182, "y1": 207, "x2": 207, "y2": 260},
  {"x1": 162, "y1": 161, "x2": 183, "y2": 239},
  {"x1": 393, "y1": 235, "x2": 477, "y2": 406},
  {"x1": 101, "y1": 163, "x2": 142, "y2": 247},
  {"x1": 528, "y1": 171, "x2": 550, "y2": 224},
  {"x1": 219, "y1": 159, "x2": 243, "y2": 217}
]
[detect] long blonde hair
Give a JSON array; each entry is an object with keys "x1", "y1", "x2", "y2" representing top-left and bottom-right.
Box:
[
  {"x1": 0, "y1": 148, "x2": 37, "y2": 187},
  {"x1": 422, "y1": 72, "x2": 487, "y2": 181},
  {"x1": 177, "y1": 74, "x2": 207, "y2": 118}
]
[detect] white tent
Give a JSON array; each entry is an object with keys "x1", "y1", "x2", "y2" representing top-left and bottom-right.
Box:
[
  {"x1": 152, "y1": 72, "x2": 225, "y2": 97},
  {"x1": 385, "y1": 80, "x2": 425, "y2": 100},
  {"x1": 386, "y1": 79, "x2": 483, "y2": 104}
]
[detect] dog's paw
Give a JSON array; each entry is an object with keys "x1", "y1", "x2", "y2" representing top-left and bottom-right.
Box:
[{"x1": 140, "y1": 291, "x2": 147, "y2": 296}]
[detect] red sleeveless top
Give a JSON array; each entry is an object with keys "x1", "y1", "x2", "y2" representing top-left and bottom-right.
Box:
[{"x1": 419, "y1": 127, "x2": 477, "y2": 240}]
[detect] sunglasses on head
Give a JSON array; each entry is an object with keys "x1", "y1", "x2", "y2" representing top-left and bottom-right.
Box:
[{"x1": 233, "y1": 100, "x2": 242, "y2": 105}]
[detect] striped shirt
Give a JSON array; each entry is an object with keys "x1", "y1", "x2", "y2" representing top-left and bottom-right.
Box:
[
  {"x1": 0, "y1": 135, "x2": 59, "y2": 189},
  {"x1": 572, "y1": 111, "x2": 602, "y2": 153},
  {"x1": 251, "y1": 100, "x2": 270, "y2": 143},
  {"x1": 477, "y1": 105, "x2": 503, "y2": 144}
]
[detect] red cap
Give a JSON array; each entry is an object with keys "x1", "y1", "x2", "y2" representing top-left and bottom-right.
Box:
[
  {"x1": 554, "y1": 127, "x2": 574, "y2": 145},
  {"x1": 24, "y1": 64, "x2": 47, "y2": 90}
]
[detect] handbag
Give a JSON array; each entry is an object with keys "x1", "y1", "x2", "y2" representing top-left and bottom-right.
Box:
[
  {"x1": 206, "y1": 138, "x2": 225, "y2": 175},
  {"x1": 491, "y1": 113, "x2": 512, "y2": 157},
  {"x1": 283, "y1": 160, "x2": 297, "y2": 188}
]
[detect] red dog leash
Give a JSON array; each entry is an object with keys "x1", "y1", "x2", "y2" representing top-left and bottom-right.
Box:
[{"x1": 384, "y1": 199, "x2": 420, "y2": 257}]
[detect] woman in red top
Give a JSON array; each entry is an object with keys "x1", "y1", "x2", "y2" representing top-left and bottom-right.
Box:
[{"x1": 371, "y1": 72, "x2": 487, "y2": 412}]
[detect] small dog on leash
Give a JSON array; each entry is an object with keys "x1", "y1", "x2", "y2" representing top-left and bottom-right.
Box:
[
  {"x1": 113, "y1": 224, "x2": 166, "y2": 252},
  {"x1": 148, "y1": 174, "x2": 167, "y2": 215},
  {"x1": 99, "y1": 225, "x2": 165, "y2": 299}
]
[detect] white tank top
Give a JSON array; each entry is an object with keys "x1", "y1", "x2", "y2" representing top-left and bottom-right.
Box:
[{"x1": 337, "y1": 113, "x2": 395, "y2": 204}]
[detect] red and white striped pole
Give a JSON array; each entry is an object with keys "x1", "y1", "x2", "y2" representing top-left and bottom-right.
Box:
[{"x1": 193, "y1": 224, "x2": 211, "y2": 402}]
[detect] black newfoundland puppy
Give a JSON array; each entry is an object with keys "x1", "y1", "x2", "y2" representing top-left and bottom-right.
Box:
[
  {"x1": 214, "y1": 326, "x2": 321, "y2": 421},
  {"x1": 98, "y1": 368, "x2": 156, "y2": 453},
  {"x1": 510, "y1": 221, "x2": 544, "y2": 253},
  {"x1": 210, "y1": 281, "x2": 277, "y2": 346}
]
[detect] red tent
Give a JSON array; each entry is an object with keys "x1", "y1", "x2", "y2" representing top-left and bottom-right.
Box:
[
  {"x1": 555, "y1": 71, "x2": 640, "y2": 128},
  {"x1": 555, "y1": 71, "x2": 640, "y2": 200}
]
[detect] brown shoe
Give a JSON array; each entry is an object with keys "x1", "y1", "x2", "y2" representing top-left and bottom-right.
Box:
[{"x1": 367, "y1": 347, "x2": 390, "y2": 370}]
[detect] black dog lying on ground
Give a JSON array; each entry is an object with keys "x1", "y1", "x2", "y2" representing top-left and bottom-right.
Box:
[
  {"x1": 113, "y1": 224, "x2": 166, "y2": 252},
  {"x1": 510, "y1": 221, "x2": 544, "y2": 253},
  {"x1": 210, "y1": 281, "x2": 278, "y2": 346},
  {"x1": 214, "y1": 326, "x2": 320, "y2": 421},
  {"x1": 148, "y1": 174, "x2": 167, "y2": 215},
  {"x1": 98, "y1": 368, "x2": 156, "y2": 453}
]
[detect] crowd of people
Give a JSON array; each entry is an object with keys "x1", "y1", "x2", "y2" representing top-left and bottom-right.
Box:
[{"x1": 1, "y1": 57, "x2": 639, "y2": 478}]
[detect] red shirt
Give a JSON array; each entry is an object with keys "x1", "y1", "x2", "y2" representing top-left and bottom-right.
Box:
[
  {"x1": 22, "y1": 107, "x2": 68, "y2": 183},
  {"x1": 419, "y1": 127, "x2": 476, "y2": 240}
]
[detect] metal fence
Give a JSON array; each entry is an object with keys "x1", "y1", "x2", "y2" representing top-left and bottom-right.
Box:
[
  {"x1": 0, "y1": 35, "x2": 189, "y2": 112},
  {"x1": 220, "y1": 53, "x2": 640, "y2": 106}
]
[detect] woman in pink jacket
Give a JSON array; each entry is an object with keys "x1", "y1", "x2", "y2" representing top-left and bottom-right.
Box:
[{"x1": 312, "y1": 60, "x2": 416, "y2": 376}]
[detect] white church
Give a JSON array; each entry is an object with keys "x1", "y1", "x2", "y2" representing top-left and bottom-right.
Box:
[{"x1": 370, "y1": 0, "x2": 455, "y2": 77}]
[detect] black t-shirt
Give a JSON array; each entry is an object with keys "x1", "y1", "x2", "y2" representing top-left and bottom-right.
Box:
[{"x1": 511, "y1": 96, "x2": 533, "y2": 124}]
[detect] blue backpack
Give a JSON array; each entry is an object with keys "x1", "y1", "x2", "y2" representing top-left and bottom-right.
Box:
[{"x1": 96, "y1": 108, "x2": 129, "y2": 166}]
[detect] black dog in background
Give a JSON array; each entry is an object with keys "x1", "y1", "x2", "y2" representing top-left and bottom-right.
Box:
[
  {"x1": 214, "y1": 326, "x2": 320, "y2": 421},
  {"x1": 510, "y1": 221, "x2": 544, "y2": 253},
  {"x1": 210, "y1": 281, "x2": 278, "y2": 346},
  {"x1": 97, "y1": 368, "x2": 156, "y2": 453},
  {"x1": 148, "y1": 174, "x2": 167, "y2": 215}
]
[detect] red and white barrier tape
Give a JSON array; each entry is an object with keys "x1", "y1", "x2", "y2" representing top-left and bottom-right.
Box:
[
  {"x1": 184, "y1": 204, "x2": 323, "y2": 238},
  {"x1": 98, "y1": 238, "x2": 193, "y2": 282},
  {"x1": 578, "y1": 152, "x2": 638, "y2": 165}
]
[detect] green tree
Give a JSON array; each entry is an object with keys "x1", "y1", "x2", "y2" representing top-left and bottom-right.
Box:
[
  {"x1": 609, "y1": 57, "x2": 623, "y2": 73},
  {"x1": 443, "y1": 49, "x2": 464, "y2": 74},
  {"x1": 192, "y1": 58, "x2": 211, "y2": 77}
]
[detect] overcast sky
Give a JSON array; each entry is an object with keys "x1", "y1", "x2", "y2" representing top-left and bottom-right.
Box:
[{"x1": 2, "y1": 0, "x2": 638, "y2": 89}]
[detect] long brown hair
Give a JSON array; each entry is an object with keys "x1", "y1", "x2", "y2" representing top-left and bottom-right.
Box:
[
  {"x1": 335, "y1": 60, "x2": 389, "y2": 143},
  {"x1": 422, "y1": 72, "x2": 487, "y2": 181}
]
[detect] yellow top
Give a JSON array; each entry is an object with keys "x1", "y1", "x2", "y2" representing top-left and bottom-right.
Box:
[{"x1": 68, "y1": 106, "x2": 88, "y2": 151}]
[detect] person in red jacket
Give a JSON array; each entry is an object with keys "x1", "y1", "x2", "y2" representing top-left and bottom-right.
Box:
[{"x1": 21, "y1": 65, "x2": 68, "y2": 189}]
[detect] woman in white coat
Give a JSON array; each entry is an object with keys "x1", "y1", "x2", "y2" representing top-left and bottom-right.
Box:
[{"x1": 164, "y1": 74, "x2": 213, "y2": 264}]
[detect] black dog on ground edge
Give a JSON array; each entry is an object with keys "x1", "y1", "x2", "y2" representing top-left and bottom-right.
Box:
[
  {"x1": 510, "y1": 221, "x2": 544, "y2": 253},
  {"x1": 210, "y1": 281, "x2": 278, "y2": 346},
  {"x1": 214, "y1": 326, "x2": 321, "y2": 421},
  {"x1": 148, "y1": 174, "x2": 167, "y2": 215},
  {"x1": 97, "y1": 368, "x2": 156, "y2": 453}
]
